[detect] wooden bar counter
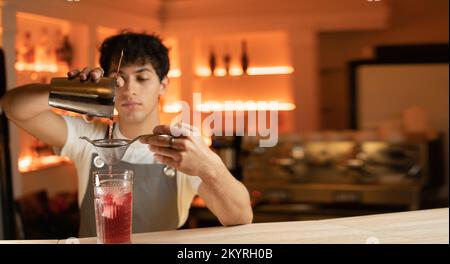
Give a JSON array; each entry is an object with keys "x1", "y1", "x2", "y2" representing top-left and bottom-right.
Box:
[{"x1": 0, "y1": 208, "x2": 448, "y2": 244}]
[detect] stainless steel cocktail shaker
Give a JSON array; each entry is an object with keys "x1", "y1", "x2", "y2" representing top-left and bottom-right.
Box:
[{"x1": 48, "y1": 77, "x2": 117, "y2": 119}]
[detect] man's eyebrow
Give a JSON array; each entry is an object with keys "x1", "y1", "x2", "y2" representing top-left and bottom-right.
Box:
[
  {"x1": 116, "y1": 66, "x2": 155, "y2": 75},
  {"x1": 135, "y1": 67, "x2": 153, "y2": 73}
]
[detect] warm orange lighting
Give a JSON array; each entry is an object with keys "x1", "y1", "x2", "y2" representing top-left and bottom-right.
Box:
[
  {"x1": 196, "y1": 66, "x2": 294, "y2": 77},
  {"x1": 18, "y1": 156, "x2": 33, "y2": 172},
  {"x1": 196, "y1": 68, "x2": 212, "y2": 77},
  {"x1": 168, "y1": 69, "x2": 181, "y2": 78},
  {"x1": 229, "y1": 68, "x2": 244, "y2": 76},
  {"x1": 18, "y1": 155, "x2": 71, "y2": 173},
  {"x1": 15, "y1": 62, "x2": 68, "y2": 73},
  {"x1": 214, "y1": 68, "x2": 227, "y2": 77},
  {"x1": 247, "y1": 66, "x2": 294, "y2": 75},
  {"x1": 197, "y1": 101, "x2": 296, "y2": 112},
  {"x1": 191, "y1": 196, "x2": 206, "y2": 207},
  {"x1": 162, "y1": 100, "x2": 296, "y2": 113},
  {"x1": 162, "y1": 102, "x2": 183, "y2": 113}
]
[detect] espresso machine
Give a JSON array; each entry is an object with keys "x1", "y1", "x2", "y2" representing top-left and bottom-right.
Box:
[{"x1": 241, "y1": 133, "x2": 445, "y2": 222}]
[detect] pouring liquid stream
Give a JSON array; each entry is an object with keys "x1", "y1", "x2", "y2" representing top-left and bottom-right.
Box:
[
  {"x1": 108, "y1": 118, "x2": 114, "y2": 174},
  {"x1": 107, "y1": 49, "x2": 124, "y2": 175}
]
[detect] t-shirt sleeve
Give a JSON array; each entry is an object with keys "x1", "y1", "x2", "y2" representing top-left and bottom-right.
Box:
[
  {"x1": 186, "y1": 175, "x2": 202, "y2": 194},
  {"x1": 60, "y1": 115, "x2": 102, "y2": 161},
  {"x1": 177, "y1": 172, "x2": 203, "y2": 227}
]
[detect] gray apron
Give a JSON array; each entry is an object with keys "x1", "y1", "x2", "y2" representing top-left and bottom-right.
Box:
[{"x1": 78, "y1": 125, "x2": 179, "y2": 238}]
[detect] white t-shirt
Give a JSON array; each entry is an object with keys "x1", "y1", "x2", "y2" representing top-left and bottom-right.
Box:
[{"x1": 59, "y1": 116, "x2": 202, "y2": 227}]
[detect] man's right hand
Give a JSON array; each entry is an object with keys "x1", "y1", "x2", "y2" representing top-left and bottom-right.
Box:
[
  {"x1": 67, "y1": 67, "x2": 104, "y2": 82},
  {"x1": 66, "y1": 67, "x2": 124, "y2": 122},
  {"x1": 66, "y1": 67, "x2": 125, "y2": 87}
]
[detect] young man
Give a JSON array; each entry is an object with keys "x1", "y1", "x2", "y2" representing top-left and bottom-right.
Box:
[{"x1": 1, "y1": 32, "x2": 253, "y2": 237}]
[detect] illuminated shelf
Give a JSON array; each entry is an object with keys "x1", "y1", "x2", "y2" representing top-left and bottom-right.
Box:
[
  {"x1": 18, "y1": 155, "x2": 72, "y2": 173},
  {"x1": 161, "y1": 101, "x2": 296, "y2": 113},
  {"x1": 195, "y1": 66, "x2": 294, "y2": 78},
  {"x1": 15, "y1": 62, "x2": 69, "y2": 73},
  {"x1": 167, "y1": 69, "x2": 181, "y2": 78},
  {"x1": 197, "y1": 101, "x2": 295, "y2": 112},
  {"x1": 162, "y1": 102, "x2": 183, "y2": 113}
]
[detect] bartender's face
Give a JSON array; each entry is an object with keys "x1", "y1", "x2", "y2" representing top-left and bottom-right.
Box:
[{"x1": 109, "y1": 63, "x2": 167, "y2": 123}]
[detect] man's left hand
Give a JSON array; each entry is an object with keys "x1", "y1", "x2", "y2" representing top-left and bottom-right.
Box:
[{"x1": 139, "y1": 124, "x2": 223, "y2": 179}]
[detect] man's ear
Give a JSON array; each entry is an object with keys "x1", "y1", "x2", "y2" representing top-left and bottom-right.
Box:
[{"x1": 159, "y1": 76, "x2": 169, "y2": 96}]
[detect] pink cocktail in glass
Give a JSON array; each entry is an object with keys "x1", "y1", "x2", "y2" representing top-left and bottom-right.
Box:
[{"x1": 93, "y1": 169, "x2": 133, "y2": 244}]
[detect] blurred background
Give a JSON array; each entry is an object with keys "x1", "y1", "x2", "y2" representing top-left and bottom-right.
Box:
[{"x1": 0, "y1": 0, "x2": 448, "y2": 239}]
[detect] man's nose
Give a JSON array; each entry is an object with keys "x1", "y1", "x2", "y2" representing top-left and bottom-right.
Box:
[{"x1": 122, "y1": 78, "x2": 137, "y2": 96}]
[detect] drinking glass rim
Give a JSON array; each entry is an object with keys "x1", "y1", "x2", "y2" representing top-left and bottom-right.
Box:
[
  {"x1": 93, "y1": 169, "x2": 133, "y2": 176},
  {"x1": 93, "y1": 169, "x2": 133, "y2": 187}
]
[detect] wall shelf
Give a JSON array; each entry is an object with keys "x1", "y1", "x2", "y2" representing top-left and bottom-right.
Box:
[
  {"x1": 195, "y1": 66, "x2": 294, "y2": 78},
  {"x1": 18, "y1": 155, "x2": 72, "y2": 174},
  {"x1": 190, "y1": 30, "x2": 296, "y2": 122}
]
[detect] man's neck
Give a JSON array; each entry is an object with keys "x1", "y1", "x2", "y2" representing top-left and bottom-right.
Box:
[{"x1": 118, "y1": 111, "x2": 160, "y2": 139}]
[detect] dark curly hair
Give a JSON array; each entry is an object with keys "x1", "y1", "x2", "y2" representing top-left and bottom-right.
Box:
[{"x1": 99, "y1": 32, "x2": 170, "y2": 81}]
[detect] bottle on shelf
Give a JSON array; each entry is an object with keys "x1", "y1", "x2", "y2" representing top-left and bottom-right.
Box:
[
  {"x1": 56, "y1": 35, "x2": 74, "y2": 68},
  {"x1": 208, "y1": 47, "x2": 217, "y2": 76},
  {"x1": 35, "y1": 27, "x2": 49, "y2": 66},
  {"x1": 22, "y1": 31, "x2": 35, "y2": 64},
  {"x1": 223, "y1": 44, "x2": 231, "y2": 75},
  {"x1": 240, "y1": 40, "x2": 249, "y2": 75}
]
